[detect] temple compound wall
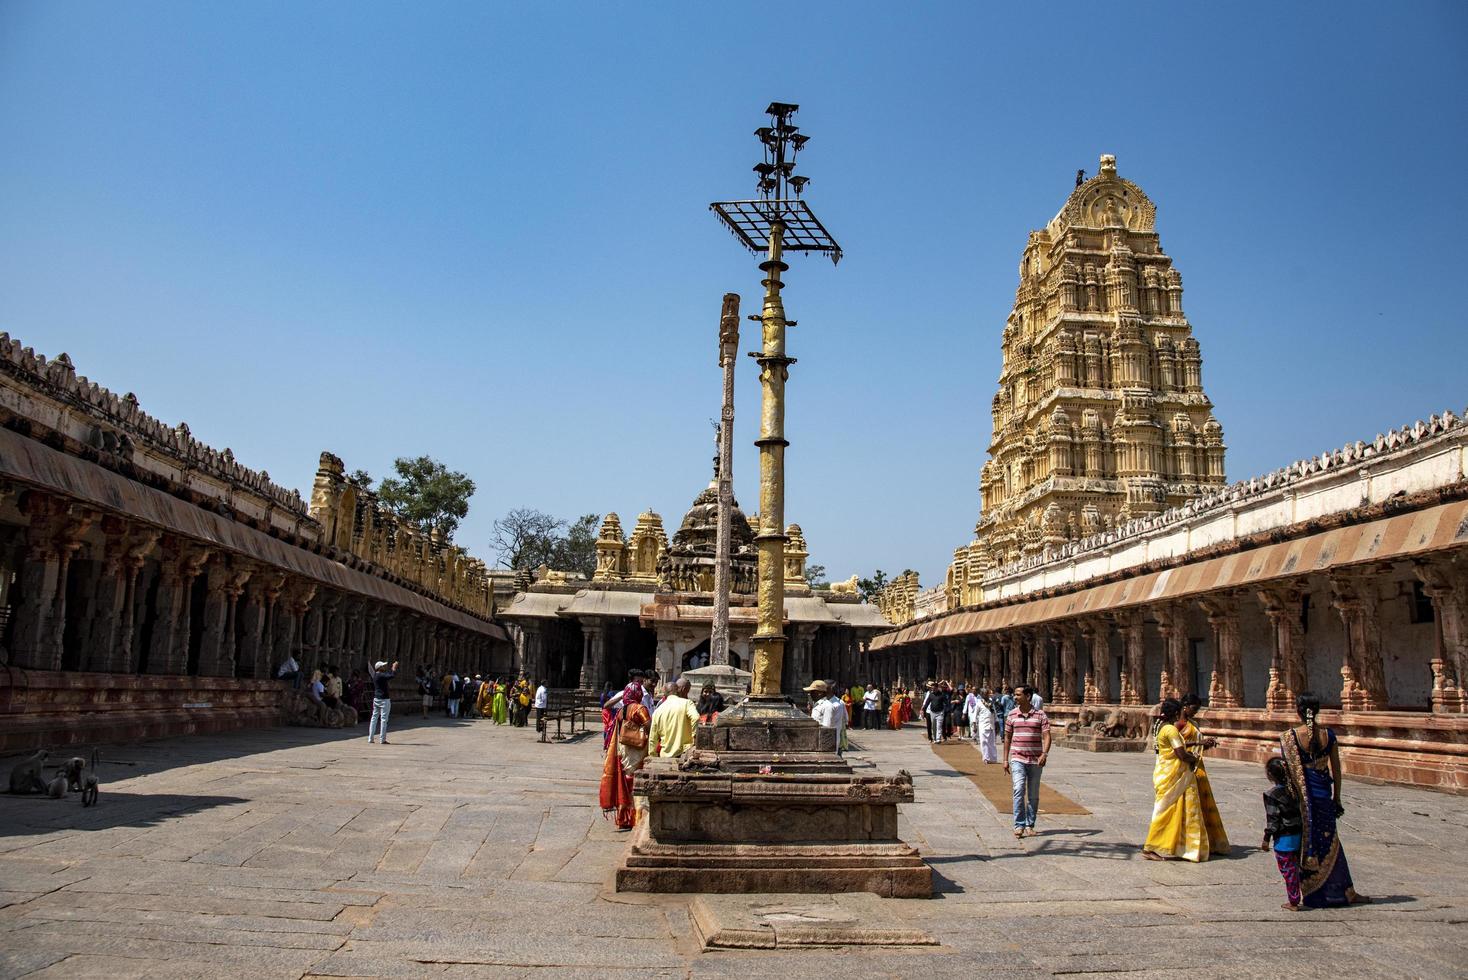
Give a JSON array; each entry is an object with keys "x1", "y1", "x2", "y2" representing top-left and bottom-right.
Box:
[
  {"x1": 868, "y1": 156, "x2": 1468, "y2": 792},
  {"x1": 871, "y1": 412, "x2": 1468, "y2": 790},
  {"x1": 500, "y1": 476, "x2": 889, "y2": 693},
  {"x1": 0, "y1": 333, "x2": 510, "y2": 750}
]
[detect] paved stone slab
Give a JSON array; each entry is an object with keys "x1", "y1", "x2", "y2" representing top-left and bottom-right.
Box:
[
  {"x1": 691, "y1": 893, "x2": 937, "y2": 948},
  {"x1": 2, "y1": 714, "x2": 1466, "y2": 977}
]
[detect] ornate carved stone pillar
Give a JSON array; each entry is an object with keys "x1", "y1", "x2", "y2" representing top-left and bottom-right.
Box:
[
  {"x1": 1200, "y1": 595, "x2": 1243, "y2": 708},
  {"x1": 1417, "y1": 559, "x2": 1468, "y2": 713},
  {"x1": 1257, "y1": 583, "x2": 1307, "y2": 712},
  {"x1": 111, "y1": 528, "x2": 161, "y2": 673},
  {"x1": 1055, "y1": 628, "x2": 1077, "y2": 705},
  {"x1": 1028, "y1": 630, "x2": 1049, "y2": 697},
  {"x1": 986, "y1": 638, "x2": 1002, "y2": 689},
  {"x1": 578, "y1": 620, "x2": 605, "y2": 690},
  {"x1": 1153, "y1": 602, "x2": 1190, "y2": 700},
  {"x1": 1005, "y1": 632, "x2": 1024, "y2": 688},
  {"x1": 325, "y1": 595, "x2": 347, "y2": 661},
  {"x1": 1329, "y1": 573, "x2": 1388, "y2": 711},
  {"x1": 282, "y1": 581, "x2": 318, "y2": 670},
  {"x1": 1081, "y1": 619, "x2": 1112, "y2": 704},
  {"x1": 195, "y1": 557, "x2": 235, "y2": 677},
  {"x1": 83, "y1": 517, "x2": 131, "y2": 672},
  {"x1": 1118, "y1": 609, "x2": 1147, "y2": 706},
  {"x1": 147, "y1": 537, "x2": 211, "y2": 675},
  {"x1": 9, "y1": 492, "x2": 65, "y2": 670}
]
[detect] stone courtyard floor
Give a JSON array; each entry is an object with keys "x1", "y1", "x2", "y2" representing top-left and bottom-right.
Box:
[{"x1": 1, "y1": 715, "x2": 1465, "y2": 979}]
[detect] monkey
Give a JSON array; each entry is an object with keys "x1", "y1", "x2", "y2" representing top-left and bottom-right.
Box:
[
  {"x1": 7, "y1": 750, "x2": 48, "y2": 794},
  {"x1": 80, "y1": 749, "x2": 100, "y2": 807},
  {"x1": 45, "y1": 773, "x2": 66, "y2": 799},
  {"x1": 62, "y1": 756, "x2": 86, "y2": 792}
]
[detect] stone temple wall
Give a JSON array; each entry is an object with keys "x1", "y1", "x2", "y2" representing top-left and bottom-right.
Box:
[{"x1": 0, "y1": 333, "x2": 511, "y2": 750}]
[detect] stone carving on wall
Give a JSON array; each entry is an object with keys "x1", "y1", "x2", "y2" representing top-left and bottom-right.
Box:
[{"x1": 308, "y1": 453, "x2": 494, "y2": 619}]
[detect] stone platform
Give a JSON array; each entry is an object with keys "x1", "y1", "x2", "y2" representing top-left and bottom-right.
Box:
[
  {"x1": 0, "y1": 668, "x2": 285, "y2": 753},
  {"x1": 1050, "y1": 731, "x2": 1149, "y2": 752},
  {"x1": 690, "y1": 893, "x2": 937, "y2": 949}
]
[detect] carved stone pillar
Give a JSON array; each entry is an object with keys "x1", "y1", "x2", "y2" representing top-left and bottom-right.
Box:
[
  {"x1": 195, "y1": 558, "x2": 235, "y2": 678},
  {"x1": 1055, "y1": 628, "x2": 1077, "y2": 705},
  {"x1": 1028, "y1": 630, "x2": 1049, "y2": 697},
  {"x1": 146, "y1": 537, "x2": 210, "y2": 675},
  {"x1": 986, "y1": 638, "x2": 1002, "y2": 689},
  {"x1": 9, "y1": 493, "x2": 65, "y2": 670},
  {"x1": 83, "y1": 517, "x2": 131, "y2": 672},
  {"x1": 260, "y1": 572, "x2": 286, "y2": 676},
  {"x1": 578, "y1": 620, "x2": 606, "y2": 690},
  {"x1": 1329, "y1": 573, "x2": 1388, "y2": 711},
  {"x1": 325, "y1": 595, "x2": 348, "y2": 661},
  {"x1": 1258, "y1": 583, "x2": 1307, "y2": 712},
  {"x1": 282, "y1": 581, "x2": 318, "y2": 671},
  {"x1": 1417, "y1": 559, "x2": 1468, "y2": 713},
  {"x1": 1081, "y1": 619, "x2": 1111, "y2": 704},
  {"x1": 1154, "y1": 602, "x2": 1190, "y2": 700},
  {"x1": 1118, "y1": 609, "x2": 1147, "y2": 706},
  {"x1": 111, "y1": 528, "x2": 160, "y2": 673},
  {"x1": 1200, "y1": 595, "x2": 1243, "y2": 708},
  {"x1": 1005, "y1": 632, "x2": 1024, "y2": 689}
]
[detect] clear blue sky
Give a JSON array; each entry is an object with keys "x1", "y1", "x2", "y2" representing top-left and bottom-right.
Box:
[{"x1": 2, "y1": 3, "x2": 1465, "y2": 589}]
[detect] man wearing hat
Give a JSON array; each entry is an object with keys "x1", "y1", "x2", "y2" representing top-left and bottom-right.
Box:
[
  {"x1": 367, "y1": 658, "x2": 398, "y2": 744},
  {"x1": 806, "y1": 680, "x2": 847, "y2": 757}
]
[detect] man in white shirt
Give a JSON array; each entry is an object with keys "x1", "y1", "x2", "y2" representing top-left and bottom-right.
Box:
[
  {"x1": 805, "y1": 680, "x2": 847, "y2": 757},
  {"x1": 533, "y1": 680, "x2": 548, "y2": 733},
  {"x1": 862, "y1": 684, "x2": 881, "y2": 730}
]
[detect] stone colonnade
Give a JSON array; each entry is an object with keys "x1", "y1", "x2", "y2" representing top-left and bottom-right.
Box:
[
  {"x1": 2, "y1": 488, "x2": 501, "y2": 683},
  {"x1": 870, "y1": 556, "x2": 1468, "y2": 715}
]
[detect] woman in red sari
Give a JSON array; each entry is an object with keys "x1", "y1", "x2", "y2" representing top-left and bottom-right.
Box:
[{"x1": 600, "y1": 680, "x2": 651, "y2": 830}]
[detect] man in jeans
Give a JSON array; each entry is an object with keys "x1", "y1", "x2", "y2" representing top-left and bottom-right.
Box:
[
  {"x1": 1002, "y1": 683, "x2": 1051, "y2": 838},
  {"x1": 367, "y1": 659, "x2": 398, "y2": 744}
]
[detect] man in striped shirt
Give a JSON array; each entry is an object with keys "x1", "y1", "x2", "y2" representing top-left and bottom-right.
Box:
[{"x1": 1002, "y1": 684, "x2": 1052, "y2": 838}]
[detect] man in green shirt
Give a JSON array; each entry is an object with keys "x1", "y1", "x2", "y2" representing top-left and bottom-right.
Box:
[{"x1": 649, "y1": 677, "x2": 700, "y2": 758}]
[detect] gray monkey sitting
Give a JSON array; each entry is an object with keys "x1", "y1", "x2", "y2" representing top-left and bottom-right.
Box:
[{"x1": 8, "y1": 750, "x2": 48, "y2": 794}]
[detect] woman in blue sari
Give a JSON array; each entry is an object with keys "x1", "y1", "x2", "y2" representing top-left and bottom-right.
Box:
[{"x1": 1279, "y1": 692, "x2": 1370, "y2": 908}]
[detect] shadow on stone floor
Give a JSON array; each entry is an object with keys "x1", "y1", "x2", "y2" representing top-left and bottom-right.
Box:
[
  {"x1": 0, "y1": 792, "x2": 249, "y2": 836},
  {"x1": 0, "y1": 715, "x2": 455, "y2": 781}
]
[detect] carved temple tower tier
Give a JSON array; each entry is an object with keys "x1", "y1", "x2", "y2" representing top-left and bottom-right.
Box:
[{"x1": 973, "y1": 154, "x2": 1226, "y2": 572}]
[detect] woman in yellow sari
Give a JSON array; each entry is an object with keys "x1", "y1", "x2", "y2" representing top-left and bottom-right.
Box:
[
  {"x1": 1143, "y1": 698, "x2": 1218, "y2": 862},
  {"x1": 1179, "y1": 693, "x2": 1229, "y2": 854}
]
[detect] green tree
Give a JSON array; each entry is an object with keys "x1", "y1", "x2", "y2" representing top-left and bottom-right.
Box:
[
  {"x1": 347, "y1": 468, "x2": 374, "y2": 489},
  {"x1": 804, "y1": 563, "x2": 829, "y2": 588},
  {"x1": 856, "y1": 569, "x2": 888, "y2": 602},
  {"x1": 376, "y1": 456, "x2": 476, "y2": 541},
  {"x1": 552, "y1": 514, "x2": 601, "y2": 578}
]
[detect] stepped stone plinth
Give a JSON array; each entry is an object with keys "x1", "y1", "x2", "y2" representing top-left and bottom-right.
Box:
[{"x1": 614, "y1": 696, "x2": 932, "y2": 898}]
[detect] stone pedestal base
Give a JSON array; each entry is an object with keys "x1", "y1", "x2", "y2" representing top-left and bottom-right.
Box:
[
  {"x1": 615, "y1": 693, "x2": 933, "y2": 897},
  {"x1": 1051, "y1": 731, "x2": 1149, "y2": 753},
  {"x1": 617, "y1": 823, "x2": 931, "y2": 897}
]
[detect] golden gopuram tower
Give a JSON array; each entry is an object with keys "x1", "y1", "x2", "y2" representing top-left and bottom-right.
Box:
[{"x1": 955, "y1": 154, "x2": 1226, "y2": 602}]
